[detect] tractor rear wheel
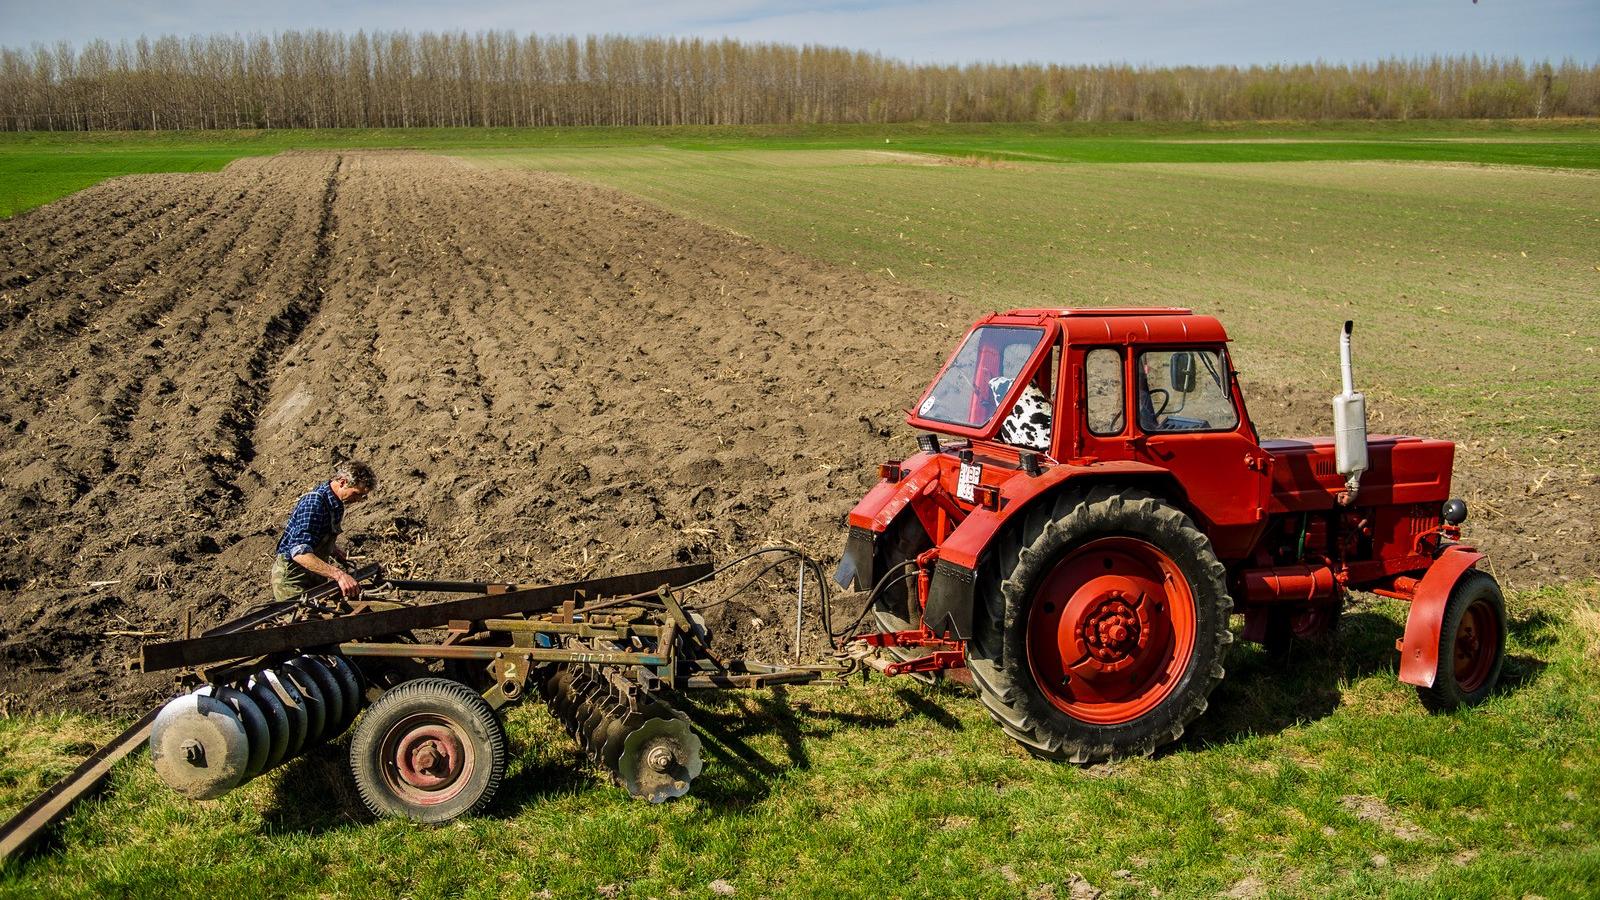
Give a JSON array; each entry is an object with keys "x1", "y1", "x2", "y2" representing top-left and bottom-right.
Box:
[
  {"x1": 1416, "y1": 571, "x2": 1506, "y2": 712},
  {"x1": 967, "y1": 486, "x2": 1232, "y2": 763}
]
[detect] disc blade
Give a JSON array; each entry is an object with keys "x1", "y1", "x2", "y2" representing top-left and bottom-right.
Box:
[{"x1": 149, "y1": 693, "x2": 249, "y2": 800}]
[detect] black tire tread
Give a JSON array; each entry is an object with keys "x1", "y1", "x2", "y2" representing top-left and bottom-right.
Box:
[
  {"x1": 967, "y1": 485, "x2": 1233, "y2": 763},
  {"x1": 349, "y1": 677, "x2": 507, "y2": 823}
]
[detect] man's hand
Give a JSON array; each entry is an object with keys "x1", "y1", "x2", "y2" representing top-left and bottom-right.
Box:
[
  {"x1": 333, "y1": 569, "x2": 362, "y2": 600},
  {"x1": 293, "y1": 552, "x2": 363, "y2": 600}
]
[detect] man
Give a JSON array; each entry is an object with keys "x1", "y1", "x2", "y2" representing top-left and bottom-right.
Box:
[{"x1": 271, "y1": 461, "x2": 376, "y2": 602}]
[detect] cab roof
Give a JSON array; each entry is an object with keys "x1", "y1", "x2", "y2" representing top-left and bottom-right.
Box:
[{"x1": 989, "y1": 307, "x2": 1230, "y2": 345}]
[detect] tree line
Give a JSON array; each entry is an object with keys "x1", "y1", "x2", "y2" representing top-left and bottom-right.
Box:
[{"x1": 2, "y1": 30, "x2": 1596, "y2": 131}]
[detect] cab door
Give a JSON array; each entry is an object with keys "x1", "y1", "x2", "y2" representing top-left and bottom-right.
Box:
[{"x1": 1128, "y1": 347, "x2": 1270, "y2": 559}]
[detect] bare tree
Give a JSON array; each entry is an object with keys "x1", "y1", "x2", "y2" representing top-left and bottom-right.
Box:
[{"x1": 2, "y1": 31, "x2": 1596, "y2": 131}]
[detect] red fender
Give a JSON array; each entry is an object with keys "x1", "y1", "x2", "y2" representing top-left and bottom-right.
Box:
[
  {"x1": 844, "y1": 451, "x2": 940, "y2": 534},
  {"x1": 1396, "y1": 545, "x2": 1484, "y2": 688},
  {"x1": 936, "y1": 459, "x2": 1174, "y2": 569}
]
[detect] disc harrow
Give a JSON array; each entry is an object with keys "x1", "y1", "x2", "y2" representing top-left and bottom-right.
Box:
[
  {"x1": 538, "y1": 662, "x2": 703, "y2": 803},
  {"x1": 1, "y1": 553, "x2": 855, "y2": 850}
]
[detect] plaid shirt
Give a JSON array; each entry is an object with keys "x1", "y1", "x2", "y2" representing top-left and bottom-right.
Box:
[{"x1": 275, "y1": 482, "x2": 344, "y2": 560}]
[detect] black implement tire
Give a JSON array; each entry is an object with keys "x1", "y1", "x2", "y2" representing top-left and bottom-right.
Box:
[
  {"x1": 1416, "y1": 571, "x2": 1506, "y2": 712},
  {"x1": 967, "y1": 486, "x2": 1232, "y2": 763},
  {"x1": 349, "y1": 678, "x2": 507, "y2": 823}
]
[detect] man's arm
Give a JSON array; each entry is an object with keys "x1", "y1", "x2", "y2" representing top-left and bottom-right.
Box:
[{"x1": 292, "y1": 551, "x2": 361, "y2": 599}]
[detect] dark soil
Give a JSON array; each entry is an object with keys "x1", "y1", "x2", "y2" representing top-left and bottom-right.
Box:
[{"x1": 1, "y1": 152, "x2": 1591, "y2": 715}]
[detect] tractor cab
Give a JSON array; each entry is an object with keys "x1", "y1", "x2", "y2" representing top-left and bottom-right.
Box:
[
  {"x1": 903, "y1": 310, "x2": 1268, "y2": 550},
  {"x1": 907, "y1": 308, "x2": 1255, "y2": 463},
  {"x1": 894, "y1": 308, "x2": 1272, "y2": 560}
]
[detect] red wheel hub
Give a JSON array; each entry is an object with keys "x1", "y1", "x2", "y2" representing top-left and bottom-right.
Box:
[
  {"x1": 1453, "y1": 598, "x2": 1499, "y2": 693},
  {"x1": 381, "y1": 715, "x2": 474, "y2": 805},
  {"x1": 1077, "y1": 589, "x2": 1150, "y2": 669},
  {"x1": 1027, "y1": 537, "x2": 1197, "y2": 725}
]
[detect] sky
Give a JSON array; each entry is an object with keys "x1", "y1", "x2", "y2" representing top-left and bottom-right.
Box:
[{"x1": 1, "y1": 0, "x2": 1596, "y2": 66}]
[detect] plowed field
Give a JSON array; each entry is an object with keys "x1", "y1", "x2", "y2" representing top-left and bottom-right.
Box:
[{"x1": 0, "y1": 151, "x2": 1592, "y2": 714}]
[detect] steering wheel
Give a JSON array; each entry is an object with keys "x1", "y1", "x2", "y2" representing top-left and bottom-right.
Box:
[{"x1": 1147, "y1": 388, "x2": 1171, "y2": 417}]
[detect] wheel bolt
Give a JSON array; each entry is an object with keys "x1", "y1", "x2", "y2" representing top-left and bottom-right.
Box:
[
  {"x1": 647, "y1": 746, "x2": 675, "y2": 773},
  {"x1": 414, "y1": 742, "x2": 440, "y2": 773}
]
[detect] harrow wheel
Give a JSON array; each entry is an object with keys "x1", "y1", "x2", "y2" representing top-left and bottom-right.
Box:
[
  {"x1": 350, "y1": 678, "x2": 506, "y2": 823},
  {"x1": 1417, "y1": 571, "x2": 1506, "y2": 712},
  {"x1": 967, "y1": 486, "x2": 1232, "y2": 763}
]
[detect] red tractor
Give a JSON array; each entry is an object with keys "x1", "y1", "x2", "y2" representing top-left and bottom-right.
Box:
[{"x1": 836, "y1": 308, "x2": 1505, "y2": 762}]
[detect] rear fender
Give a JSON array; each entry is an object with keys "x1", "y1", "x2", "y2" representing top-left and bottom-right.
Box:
[
  {"x1": 923, "y1": 460, "x2": 1178, "y2": 639},
  {"x1": 1396, "y1": 545, "x2": 1485, "y2": 688},
  {"x1": 937, "y1": 460, "x2": 1180, "y2": 570},
  {"x1": 835, "y1": 452, "x2": 940, "y2": 590}
]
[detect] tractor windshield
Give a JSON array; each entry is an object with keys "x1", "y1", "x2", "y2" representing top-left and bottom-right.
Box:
[{"x1": 917, "y1": 325, "x2": 1045, "y2": 429}]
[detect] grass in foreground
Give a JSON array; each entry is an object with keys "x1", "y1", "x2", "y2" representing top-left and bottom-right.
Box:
[
  {"x1": 1, "y1": 583, "x2": 1597, "y2": 898},
  {"x1": 2, "y1": 119, "x2": 1597, "y2": 217}
]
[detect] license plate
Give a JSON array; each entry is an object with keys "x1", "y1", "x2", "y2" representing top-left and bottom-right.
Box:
[{"x1": 956, "y1": 461, "x2": 983, "y2": 503}]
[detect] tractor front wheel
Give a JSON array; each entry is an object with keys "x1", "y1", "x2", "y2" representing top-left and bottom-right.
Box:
[
  {"x1": 967, "y1": 486, "x2": 1232, "y2": 763},
  {"x1": 1416, "y1": 571, "x2": 1506, "y2": 712}
]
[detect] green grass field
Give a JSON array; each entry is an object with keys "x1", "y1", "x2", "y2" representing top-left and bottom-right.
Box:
[
  {"x1": 4, "y1": 119, "x2": 1599, "y2": 218},
  {"x1": 3, "y1": 122, "x2": 1600, "y2": 897},
  {"x1": 3, "y1": 587, "x2": 1598, "y2": 898}
]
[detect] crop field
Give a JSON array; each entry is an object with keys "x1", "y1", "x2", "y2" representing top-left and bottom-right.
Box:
[
  {"x1": 4, "y1": 118, "x2": 1598, "y2": 219},
  {"x1": 470, "y1": 144, "x2": 1600, "y2": 446},
  {"x1": 0, "y1": 123, "x2": 1598, "y2": 897}
]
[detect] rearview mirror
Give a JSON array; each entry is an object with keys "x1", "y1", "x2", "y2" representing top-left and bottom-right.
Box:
[{"x1": 1169, "y1": 352, "x2": 1197, "y2": 393}]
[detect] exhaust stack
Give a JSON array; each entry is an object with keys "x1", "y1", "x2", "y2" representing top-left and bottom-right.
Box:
[{"x1": 1333, "y1": 320, "x2": 1368, "y2": 504}]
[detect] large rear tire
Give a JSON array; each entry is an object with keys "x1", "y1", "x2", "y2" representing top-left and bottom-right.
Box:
[{"x1": 967, "y1": 486, "x2": 1232, "y2": 763}]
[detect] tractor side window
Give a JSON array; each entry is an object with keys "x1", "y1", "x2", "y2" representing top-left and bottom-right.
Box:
[
  {"x1": 1085, "y1": 349, "x2": 1125, "y2": 435},
  {"x1": 917, "y1": 325, "x2": 1045, "y2": 429},
  {"x1": 1137, "y1": 349, "x2": 1239, "y2": 433}
]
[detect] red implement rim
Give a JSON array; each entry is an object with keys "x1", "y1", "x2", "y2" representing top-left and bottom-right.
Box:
[
  {"x1": 1453, "y1": 598, "x2": 1500, "y2": 693},
  {"x1": 379, "y1": 714, "x2": 474, "y2": 806},
  {"x1": 1026, "y1": 536, "x2": 1197, "y2": 725}
]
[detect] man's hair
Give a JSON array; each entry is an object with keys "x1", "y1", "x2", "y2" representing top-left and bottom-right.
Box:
[{"x1": 332, "y1": 460, "x2": 377, "y2": 491}]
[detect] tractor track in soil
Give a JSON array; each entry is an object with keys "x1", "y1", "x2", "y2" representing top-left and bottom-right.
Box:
[{"x1": 0, "y1": 151, "x2": 1594, "y2": 716}]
